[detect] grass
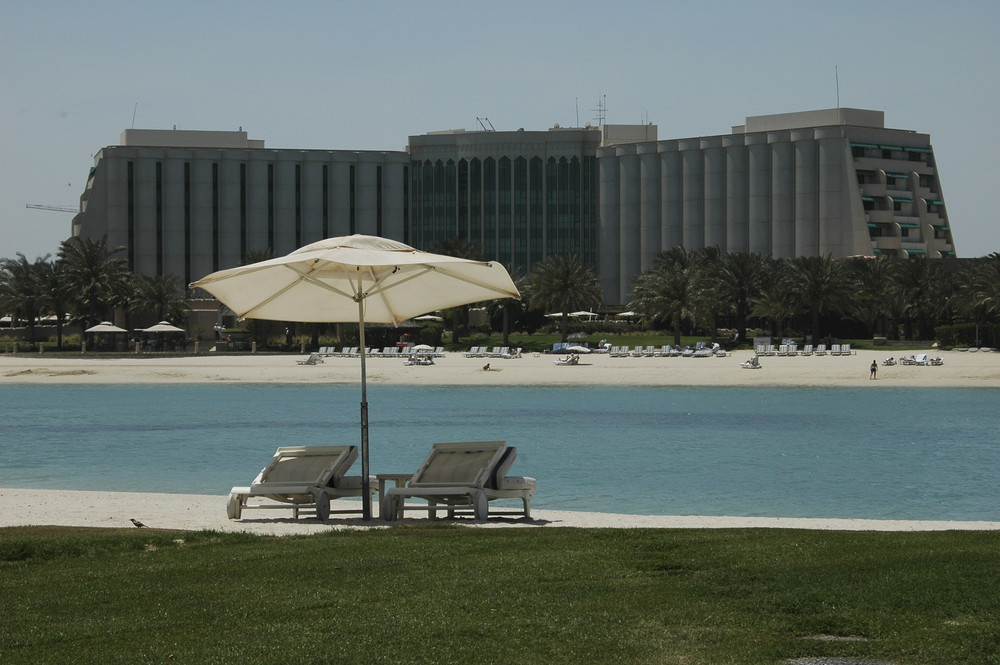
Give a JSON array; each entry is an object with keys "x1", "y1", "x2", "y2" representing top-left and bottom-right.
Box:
[{"x1": 2, "y1": 526, "x2": 999, "y2": 664}]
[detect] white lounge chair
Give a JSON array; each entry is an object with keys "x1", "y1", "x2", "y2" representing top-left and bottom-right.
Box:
[
  {"x1": 814, "y1": 344, "x2": 827, "y2": 356},
  {"x1": 914, "y1": 353, "x2": 928, "y2": 366},
  {"x1": 800, "y1": 344, "x2": 813, "y2": 356},
  {"x1": 740, "y1": 355, "x2": 761, "y2": 369},
  {"x1": 381, "y1": 441, "x2": 535, "y2": 522},
  {"x1": 296, "y1": 353, "x2": 323, "y2": 365},
  {"x1": 227, "y1": 445, "x2": 375, "y2": 521}
]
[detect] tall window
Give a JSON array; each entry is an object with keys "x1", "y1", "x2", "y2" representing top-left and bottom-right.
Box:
[
  {"x1": 483, "y1": 157, "x2": 496, "y2": 258},
  {"x1": 529, "y1": 157, "x2": 543, "y2": 269},
  {"x1": 498, "y1": 157, "x2": 512, "y2": 265},
  {"x1": 155, "y1": 162, "x2": 163, "y2": 275},
  {"x1": 513, "y1": 156, "x2": 527, "y2": 272},
  {"x1": 212, "y1": 163, "x2": 219, "y2": 271}
]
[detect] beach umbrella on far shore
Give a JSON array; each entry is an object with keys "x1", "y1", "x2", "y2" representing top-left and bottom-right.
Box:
[
  {"x1": 141, "y1": 321, "x2": 186, "y2": 333},
  {"x1": 567, "y1": 345, "x2": 592, "y2": 354},
  {"x1": 190, "y1": 234, "x2": 519, "y2": 520},
  {"x1": 85, "y1": 321, "x2": 128, "y2": 333}
]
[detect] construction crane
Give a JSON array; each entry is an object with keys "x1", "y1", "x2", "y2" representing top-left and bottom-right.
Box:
[{"x1": 26, "y1": 204, "x2": 77, "y2": 213}]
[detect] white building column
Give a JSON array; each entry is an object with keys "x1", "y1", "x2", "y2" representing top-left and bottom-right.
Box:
[
  {"x1": 638, "y1": 143, "x2": 661, "y2": 273},
  {"x1": 769, "y1": 132, "x2": 794, "y2": 258},
  {"x1": 793, "y1": 129, "x2": 819, "y2": 256},
  {"x1": 724, "y1": 135, "x2": 748, "y2": 253},
  {"x1": 746, "y1": 134, "x2": 771, "y2": 255},
  {"x1": 702, "y1": 137, "x2": 726, "y2": 250},
  {"x1": 659, "y1": 142, "x2": 683, "y2": 250},
  {"x1": 597, "y1": 147, "x2": 621, "y2": 304},
  {"x1": 680, "y1": 139, "x2": 704, "y2": 250}
]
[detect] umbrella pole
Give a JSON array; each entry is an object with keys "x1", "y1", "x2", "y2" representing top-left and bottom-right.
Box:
[{"x1": 358, "y1": 298, "x2": 372, "y2": 521}]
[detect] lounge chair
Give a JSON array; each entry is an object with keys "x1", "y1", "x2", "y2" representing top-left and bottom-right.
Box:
[
  {"x1": 227, "y1": 445, "x2": 375, "y2": 521},
  {"x1": 800, "y1": 344, "x2": 813, "y2": 356},
  {"x1": 553, "y1": 354, "x2": 579, "y2": 365},
  {"x1": 914, "y1": 353, "x2": 928, "y2": 366},
  {"x1": 740, "y1": 355, "x2": 761, "y2": 369},
  {"x1": 814, "y1": 344, "x2": 827, "y2": 356},
  {"x1": 929, "y1": 356, "x2": 944, "y2": 366},
  {"x1": 296, "y1": 353, "x2": 323, "y2": 365},
  {"x1": 381, "y1": 441, "x2": 535, "y2": 522}
]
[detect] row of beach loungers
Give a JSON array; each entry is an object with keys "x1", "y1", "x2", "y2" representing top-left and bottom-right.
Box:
[
  {"x1": 753, "y1": 343, "x2": 854, "y2": 357},
  {"x1": 609, "y1": 343, "x2": 727, "y2": 358},
  {"x1": 315, "y1": 346, "x2": 445, "y2": 358},
  {"x1": 464, "y1": 346, "x2": 522, "y2": 358}
]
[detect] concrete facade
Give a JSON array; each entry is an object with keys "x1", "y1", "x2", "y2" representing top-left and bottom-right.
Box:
[
  {"x1": 597, "y1": 108, "x2": 955, "y2": 303},
  {"x1": 74, "y1": 131, "x2": 408, "y2": 286},
  {"x1": 71, "y1": 108, "x2": 955, "y2": 307}
]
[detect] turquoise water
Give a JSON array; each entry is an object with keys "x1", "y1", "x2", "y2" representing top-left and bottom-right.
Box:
[{"x1": 2, "y1": 384, "x2": 998, "y2": 520}]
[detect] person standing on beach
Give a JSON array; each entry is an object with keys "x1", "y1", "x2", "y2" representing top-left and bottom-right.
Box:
[{"x1": 870, "y1": 360, "x2": 878, "y2": 380}]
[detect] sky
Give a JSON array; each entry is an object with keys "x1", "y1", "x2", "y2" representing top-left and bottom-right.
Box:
[{"x1": 2, "y1": 1, "x2": 999, "y2": 261}]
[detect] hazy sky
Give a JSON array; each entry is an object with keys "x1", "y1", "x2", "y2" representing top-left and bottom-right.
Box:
[{"x1": 2, "y1": 1, "x2": 998, "y2": 261}]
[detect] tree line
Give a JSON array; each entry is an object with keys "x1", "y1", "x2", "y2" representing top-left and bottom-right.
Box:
[
  {"x1": 517, "y1": 249, "x2": 1000, "y2": 347},
  {"x1": 0, "y1": 237, "x2": 186, "y2": 349},
  {"x1": 5, "y1": 236, "x2": 999, "y2": 350}
]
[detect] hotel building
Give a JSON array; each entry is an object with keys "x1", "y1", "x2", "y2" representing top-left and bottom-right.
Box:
[{"x1": 71, "y1": 108, "x2": 955, "y2": 306}]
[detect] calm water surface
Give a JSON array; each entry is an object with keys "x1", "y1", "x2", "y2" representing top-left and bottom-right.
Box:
[{"x1": 2, "y1": 384, "x2": 997, "y2": 521}]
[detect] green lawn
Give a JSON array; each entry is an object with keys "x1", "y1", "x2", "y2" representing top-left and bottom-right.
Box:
[{"x1": 2, "y1": 526, "x2": 998, "y2": 664}]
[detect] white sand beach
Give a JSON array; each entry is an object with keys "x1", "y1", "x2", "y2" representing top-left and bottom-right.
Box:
[
  {"x1": 2, "y1": 346, "x2": 998, "y2": 388},
  {"x1": 3, "y1": 347, "x2": 998, "y2": 533},
  {"x1": 3, "y1": 488, "x2": 999, "y2": 534}
]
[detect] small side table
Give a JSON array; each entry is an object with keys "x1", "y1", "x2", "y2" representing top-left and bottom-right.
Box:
[{"x1": 376, "y1": 473, "x2": 412, "y2": 498}]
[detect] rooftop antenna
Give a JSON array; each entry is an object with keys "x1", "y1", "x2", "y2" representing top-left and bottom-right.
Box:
[
  {"x1": 476, "y1": 116, "x2": 495, "y2": 132},
  {"x1": 593, "y1": 95, "x2": 606, "y2": 126},
  {"x1": 835, "y1": 66, "x2": 840, "y2": 108},
  {"x1": 576, "y1": 98, "x2": 579, "y2": 127},
  {"x1": 131, "y1": 102, "x2": 137, "y2": 129}
]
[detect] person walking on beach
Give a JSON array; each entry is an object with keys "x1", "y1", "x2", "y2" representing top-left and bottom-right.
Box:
[{"x1": 870, "y1": 360, "x2": 878, "y2": 380}]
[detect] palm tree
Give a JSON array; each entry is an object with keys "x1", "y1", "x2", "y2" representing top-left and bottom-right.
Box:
[
  {"x1": 891, "y1": 258, "x2": 945, "y2": 341},
  {"x1": 847, "y1": 256, "x2": 894, "y2": 338},
  {"x1": 137, "y1": 274, "x2": 185, "y2": 323},
  {"x1": 523, "y1": 255, "x2": 602, "y2": 343},
  {"x1": 0, "y1": 253, "x2": 48, "y2": 343},
  {"x1": 431, "y1": 238, "x2": 486, "y2": 344},
  {"x1": 35, "y1": 257, "x2": 71, "y2": 349},
  {"x1": 713, "y1": 251, "x2": 767, "y2": 342},
  {"x1": 630, "y1": 247, "x2": 702, "y2": 346},
  {"x1": 788, "y1": 255, "x2": 853, "y2": 344},
  {"x1": 749, "y1": 263, "x2": 794, "y2": 340},
  {"x1": 58, "y1": 236, "x2": 129, "y2": 330}
]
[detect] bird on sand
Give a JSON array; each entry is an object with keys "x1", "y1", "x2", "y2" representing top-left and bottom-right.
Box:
[{"x1": 130, "y1": 518, "x2": 147, "y2": 528}]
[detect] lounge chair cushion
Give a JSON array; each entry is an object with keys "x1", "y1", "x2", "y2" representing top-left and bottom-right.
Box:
[
  {"x1": 488, "y1": 447, "x2": 518, "y2": 490},
  {"x1": 497, "y1": 476, "x2": 536, "y2": 491}
]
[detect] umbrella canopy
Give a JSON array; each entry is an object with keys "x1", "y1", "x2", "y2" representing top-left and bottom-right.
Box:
[
  {"x1": 190, "y1": 234, "x2": 519, "y2": 520},
  {"x1": 141, "y1": 321, "x2": 186, "y2": 333},
  {"x1": 569, "y1": 310, "x2": 597, "y2": 318},
  {"x1": 85, "y1": 321, "x2": 128, "y2": 333},
  {"x1": 414, "y1": 314, "x2": 443, "y2": 321},
  {"x1": 566, "y1": 345, "x2": 592, "y2": 354},
  {"x1": 616, "y1": 311, "x2": 637, "y2": 317},
  {"x1": 411, "y1": 344, "x2": 434, "y2": 352}
]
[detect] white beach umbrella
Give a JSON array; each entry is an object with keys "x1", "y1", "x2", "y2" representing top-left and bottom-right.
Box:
[
  {"x1": 411, "y1": 344, "x2": 435, "y2": 352},
  {"x1": 85, "y1": 321, "x2": 128, "y2": 333},
  {"x1": 566, "y1": 345, "x2": 592, "y2": 354},
  {"x1": 414, "y1": 314, "x2": 443, "y2": 321},
  {"x1": 141, "y1": 321, "x2": 186, "y2": 333},
  {"x1": 190, "y1": 234, "x2": 519, "y2": 520}
]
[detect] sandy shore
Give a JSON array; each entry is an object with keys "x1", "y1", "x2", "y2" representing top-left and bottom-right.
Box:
[
  {"x1": 3, "y1": 488, "x2": 998, "y2": 533},
  {"x1": 3, "y1": 348, "x2": 997, "y2": 533},
  {"x1": 3, "y1": 346, "x2": 999, "y2": 388}
]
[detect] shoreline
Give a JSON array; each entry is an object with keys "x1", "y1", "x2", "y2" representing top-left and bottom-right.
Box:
[
  {"x1": 3, "y1": 488, "x2": 999, "y2": 534},
  {"x1": 3, "y1": 347, "x2": 999, "y2": 388}
]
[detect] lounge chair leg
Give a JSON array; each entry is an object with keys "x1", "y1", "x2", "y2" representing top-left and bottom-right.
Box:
[
  {"x1": 227, "y1": 494, "x2": 243, "y2": 520},
  {"x1": 315, "y1": 491, "x2": 330, "y2": 522},
  {"x1": 473, "y1": 492, "x2": 488, "y2": 522}
]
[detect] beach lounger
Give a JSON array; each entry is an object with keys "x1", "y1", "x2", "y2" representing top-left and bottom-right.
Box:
[
  {"x1": 227, "y1": 445, "x2": 375, "y2": 521},
  {"x1": 296, "y1": 353, "x2": 323, "y2": 365},
  {"x1": 740, "y1": 355, "x2": 761, "y2": 369},
  {"x1": 800, "y1": 344, "x2": 813, "y2": 356},
  {"x1": 381, "y1": 441, "x2": 535, "y2": 522},
  {"x1": 914, "y1": 353, "x2": 928, "y2": 366}
]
